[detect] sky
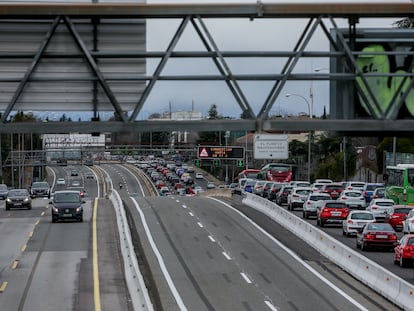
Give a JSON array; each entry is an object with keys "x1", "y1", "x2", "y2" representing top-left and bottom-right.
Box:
[{"x1": 141, "y1": 0, "x2": 411, "y2": 119}]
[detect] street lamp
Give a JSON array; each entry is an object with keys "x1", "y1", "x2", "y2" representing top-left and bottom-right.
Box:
[{"x1": 285, "y1": 93, "x2": 312, "y2": 182}]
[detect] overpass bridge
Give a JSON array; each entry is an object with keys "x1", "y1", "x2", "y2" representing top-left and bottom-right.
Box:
[{"x1": 0, "y1": 2, "x2": 414, "y2": 135}]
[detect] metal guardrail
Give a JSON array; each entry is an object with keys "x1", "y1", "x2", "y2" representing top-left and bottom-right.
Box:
[{"x1": 242, "y1": 192, "x2": 414, "y2": 311}]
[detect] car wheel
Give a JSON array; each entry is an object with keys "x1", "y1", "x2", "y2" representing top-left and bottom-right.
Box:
[
  {"x1": 79, "y1": 216, "x2": 83, "y2": 222},
  {"x1": 342, "y1": 229, "x2": 346, "y2": 236},
  {"x1": 28, "y1": 206, "x2": 32, "y2": 210},
  {"x1": 320, "y1": 219, "x2": 324, "y2": 227},
  {"x1": 316, "y1": 218, "x2": 321, "y2": 226},
  {"x1": 361, "y1": 242, "x2": 368, "y2": 251},
  {"x1": 5, "y1": 205, "x2": 10, "y2": 210},
  {"x1": 400, "y1": 256, "x2": 408, "y2": 268},
  {"x1": 52, "y1": 218, "x2": 57, "y2": 223},
  {"x1": 356, "y1": 239, "x2": 360, "y2": 249}
]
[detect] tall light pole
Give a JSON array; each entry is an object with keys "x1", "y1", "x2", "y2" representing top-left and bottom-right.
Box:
[{"x1": 285, "y1": 93, "x2": 312, "y2": 182}]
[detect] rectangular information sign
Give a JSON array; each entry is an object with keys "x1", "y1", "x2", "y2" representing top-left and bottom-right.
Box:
[
  {"x1": 254, "y1": 134, "x2": 289, "y2": 159},
  {"x1": 197, "y1": 146, "x2": 244, "y2": 160}
]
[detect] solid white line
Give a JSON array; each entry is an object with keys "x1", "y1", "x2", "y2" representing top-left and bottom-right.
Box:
[
  {"x1": 134, "y1": 201, "x2": 188, "y2": 311},
  {"x1": 208, "y1": 197, "x2": 369, "y2": 311},
  {"x1": 208, "y1": 235, "x2": 216, "y2": 242},
  {"x1": 265, "y1": 300, "x2": 279, "y2": 311},
  {"x1": 222, "y1": 252, "x2": 231, "y2": 260},
  {"x1": 240, "y1": 272, "x2": 252, "y2": 284}
]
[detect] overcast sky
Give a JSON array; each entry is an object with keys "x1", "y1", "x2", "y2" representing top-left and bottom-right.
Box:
[{"x1": 141, "y1": 0, "x2": 410, "y2": 119}]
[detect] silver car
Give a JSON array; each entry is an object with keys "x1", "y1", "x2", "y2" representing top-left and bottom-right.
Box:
[
  {"x1": 342, "y1": 210, "x2": 375, "y2": 236},
  {"x1": 287, "y1": 187, "x2": 313, "y2": 211},
  {"x1": 366, "y1": 198, "x2": 395, "y2": 221},
  {"x1": 403, "y1": 209, "x2": 414, "y2": 234},
  {"x1": 303, "y1": 193, "x2": 331, "y2": 219},
  {"x1": 337, "y1": 190, "x2": 366, "y2": 210}
]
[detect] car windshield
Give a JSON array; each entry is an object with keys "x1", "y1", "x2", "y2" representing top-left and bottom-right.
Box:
[
  {"x1": 296, "y1": 189, "x2": 312, "y2": 195},
  {"x1": 345, "y1": 192, "x2": 361, "y2": 197},
  {"x1": 366, "y1": 223, "x2": 393, "y2": 231},
  {"x1": 0, "y1": 184, "x2": 7, "y2": 190},
  {"x1": 326, "y1": 185, "x2": 343, "y2": 190},
  {"x1": 310, "y1": 195, "x2": 330, "y2": 201},
  {"x1": 325, "y1": 203, "x2": 347, "y2": 208},
  {"x1": 54, "y1": 192, "x2": 80, "y2": 203},
  {"x1": 351, "y1": 213, "x2": 374, "y2": 220},
  {"x1": 394, "y1": 208, "x2": 412, "y2": 214},
  {"x1": 377, "y1": 202, "x2": 394, "y2": 206},
  {"x1": 408, "y1": 238, "x2": 414, "y2": 245},
  {"x1": 9, "y1": 190, "x2": 27, "y2": 196},
  {"x1": 33, "y1": 182, "x2": 49, "y2": 188}
]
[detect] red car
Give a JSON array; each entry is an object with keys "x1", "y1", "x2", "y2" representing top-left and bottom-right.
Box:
[
  {"x1": 394, "y1": 234, "x2": 414, "y2": 267},
  {"x1": 385, "y1": 205, "x2": 414, "y2": 231},
  {"x1": 316, "y1": 201, "x2": 349, "y2": 227},
  {"x1": 356, "y1": 222, "x2": 398, "y2": 251},
  {"x1": 322, "y1": 183, "x2": 344, "y2": 199}
]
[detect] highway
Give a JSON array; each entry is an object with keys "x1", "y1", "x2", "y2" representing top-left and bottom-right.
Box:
[{"x1": 0, "y1": 162, "x2": 405, "y2": 310}]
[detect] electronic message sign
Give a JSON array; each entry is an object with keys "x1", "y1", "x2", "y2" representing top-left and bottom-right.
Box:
[{"x1": 197, "y1": 146, "x2": 244, "y2": 160}]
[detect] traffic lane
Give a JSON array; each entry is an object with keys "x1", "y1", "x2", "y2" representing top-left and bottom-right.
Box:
[
  {"x1": 101, "y1": 163, "x2": 147, "y2": 196},
  {"x1": 287, "y1": 207, "x2": 414, "y2": 284},
  {"x1": 137, "y1": 195, "x2": 371, "y2": 311},
  {"x1": 226, "y1": 195, "x2": 401, "y2": 311}
]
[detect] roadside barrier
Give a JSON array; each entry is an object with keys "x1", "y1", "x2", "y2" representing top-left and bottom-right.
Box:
[
  {"x1": 110, "y1": 190, "x2": 154, "y2": 311},
  {"x1": 242, "y1": 192, "x2": 414, "y2": 311}
]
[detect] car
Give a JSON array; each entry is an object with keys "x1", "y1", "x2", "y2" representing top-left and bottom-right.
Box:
[
  {"x1": 287, "y1": 187, "x2": 313, "y2": 211},
  {"x1": 337, "y1": 190, "x2": 367, "y2": 210},
  {"x1": 371, "y1": 187, "x2": 385, "y2": 200},
  {"x1": 290, "y1": 181, "x2": 311, "y2": 188},
  {"x1": 70, "y1": 169, "x2": 79, "y2": 176},
  {"x1": 186, "y1": 166, "x2": 195, "y2": 173},
  {"x1": 51, "y1": 190, "x2": 84, "y2": 222},
  {"x1": 275, "y1": 185, "x2": 293, "y2": 206},
  {"x1": 366, "y1": 198, "x2": 395, "y2": 222},
  {"x1": 385, "y1": 205, "x2": 414, "y2": 231},
  {"x1": 316, "y1": 201, "x2": 349, "y2": 227},
  {"x1": 0, "y1": 183, "x2": 9, "y2": 199},
  {"x1": 6, "y1": 189, "x2": 32, "y2": 210},
  {"x1": 253, "y1": 180, "x2": 267, "y2": 196},
  {"x1": 84, "y1": 159, "x2": 94, "y2": 166},
  {"x1": 311, "y1": 183, "x2": 326, "y2": 193},
  {"x1": 159, "y1": 186, "x2": 172, "y2": 196},
  {"x1": 262, "y1": 182, "x2": 274, "y2": 198},
  {"x1": 362, "y1": 183, "x2": 384, "y2": 203},
  {"x1": 243, "y1": 179, "x2": 257, "y2": 193},
  {"x1": 71, "y1": 180, "x2": 81, "y2": 187},
  {"x1": 356, "y1": 222, "x2": 398, "y2": 251},
  {"x1": 403, "y1": 209, "x2": 414, "y2": 234},
  {"x1": 195, "y1": 172, "x2": 204, "y2": 179},
  {"x1": 30, "y1": 181, "x2": 51, "y2": 198},
  {"x1": 86, "y1": 172, "x2": 94, "y2": 179},
  {"x1": 302, "y1": 193, "x2": 331, "y2": 219},
  {"x1": 394, "y1": 234, "x2": 414, "y2": 267},
  {"x1": 344, "y1": 181, "x2": 366, "y2": 191},
  {"x1": 321, "y1": 183, "x2": 344, "y2": 199},
  {"x1": 268, "y1": 182, "x2": 284, "y2": 201},
  {"x1": 314, "y1": 179, "x2": 333, "y2": 184},
  {"x1": 207, "y1": 182, "x2": 216, "y2": 189},
  {"x1": 193, "y1": 186, "x2": 203, "y2": 194},
  {"x1": 342, "y1": 210, "x2": 375, "y2": 236},
  {"x1": 56, "y1": 178, "x2": 66, "y2": 185}
]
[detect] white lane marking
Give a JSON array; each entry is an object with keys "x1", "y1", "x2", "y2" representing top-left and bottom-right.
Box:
[
  {"x1": 176, "y1": 200, "x2": 180, "y2": 203},
  {"x1": 133, "y1": 200, "x2": 188, "y2": 311},
  {"x1": 265, "y1": 300, "x2": 279, "y2": 311},
  {"x1": 241, "y1": 272, "x2": 252, "y2": 284},
  {"x1": 208, "y1": 235, "x2": 216, "y2": 242},
  {"x1": 222, "y1": 252, "x2": 231, "y2": 260},
  {"x1": 197, "y1": 222, "x2": 203, "y2": 228},
  {"x1": 182, "y1": 204, "x2": 187, "y2": 209},
  {"x1": 189, "y1": 212, "x2": 194, "y2": 217},
  {"x1": 208, "y1": 197, "x2": 369, "y2": 311}
]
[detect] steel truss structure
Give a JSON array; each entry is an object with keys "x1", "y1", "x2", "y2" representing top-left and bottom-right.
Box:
[{"x1": 0, "y1": 2, "x2": 414, "y2": 135}]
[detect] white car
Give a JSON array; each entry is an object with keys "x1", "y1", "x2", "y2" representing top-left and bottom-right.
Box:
[
  {"x1": 314, "y1": 179, "x2": 333, "y2": 184},
  {"x1": 287, "y1": 187, "x2": 313, "y2": 211},
  {"x1": 344, "y1": 181, "x2": 366, "y2": 191},
  {"x1": 342, "y1": 210, "x2": 375, "y2": 236},
  {"x1": 366, "y1": 198, "x2": 395, "y2": 221},
  {"x1": 403, "y1": 209, "x2": 414, "y2": 234},
  {"x1": 56, "y1": 178, "x2": 66, "y2": 186},
  {"x1": 337, "y1": 190, "x2": 366, "y2": 210},
  {"x1": 195, "y1": 172, "x2": 204, "y2": 179},
  {"x1": 302, "y1": 193, "x2": 331, "y2": 219}
]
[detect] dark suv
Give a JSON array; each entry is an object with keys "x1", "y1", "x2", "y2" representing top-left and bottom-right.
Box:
[
  {"x1": 30, "y1": 181, "x2": 51, "y2": 198},
  {"x1": 51, "y1": 190, "x2": 84, "y2": 222}
]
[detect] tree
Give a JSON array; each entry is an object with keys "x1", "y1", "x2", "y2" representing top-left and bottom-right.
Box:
[{"x1": 208, "y1": 104, "x2": 220, "y2": 119}]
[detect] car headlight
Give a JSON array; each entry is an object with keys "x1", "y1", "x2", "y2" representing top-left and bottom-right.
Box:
[
  {"x1": 6, "y1": 198, "x2": 11, "y2": 203},
  {"x1": 76, "y1": 207, "x2": 82, "y2": 212},
  {"x1": 52, "y1": 206, "x2": 59, "y2": 212},
  {"x1": 24, "y1": 197, "x2": 30, "y2": 202}
]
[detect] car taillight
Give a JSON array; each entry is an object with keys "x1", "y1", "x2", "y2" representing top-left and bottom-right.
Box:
[
  {"x1": 292, "y1": 194, "x2": 300, "y2": 198},
  {"x1": 342, "y1": 197, "x2": 347, "y2": 200},
  {"x1": 371, "y1": 206, "x2": 378, "y2": 210},
  {"x1": 391, "y1": 215, "x2": 399, "y2": 219},
  {"x1": 365, "y1": 234, "x2": 376, "y2": 240},
  {"x1": 390, "y1": 234, "x2": 398, "y2": 241},
  {"x1": 307, "y1": 201, "x2": 312, "y2": 205},
  {"x1": 411, "y1": 219, "x2": 414, "y2": 224},
  {"x1": 347, "y1": 219, "x2": 354, "y2": 224}
]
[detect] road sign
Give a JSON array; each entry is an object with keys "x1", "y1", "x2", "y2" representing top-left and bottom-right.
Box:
[
  {"x1": 254, "y1": 134, "x2": 289, "y2": 159},
  {"x1": 197, "y1": 146, "x2": 244, "y2": 160},
  {"x1": 237, "y1": 159, "x2": 244, "y2": 167},
  {"x1": 194, "y1": 159, "x2": 201, "y2": 166}
]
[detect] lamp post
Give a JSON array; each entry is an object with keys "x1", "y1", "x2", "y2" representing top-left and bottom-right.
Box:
[{"x1": 285, "y1": 93, "x2": 312, "y2": 182}]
